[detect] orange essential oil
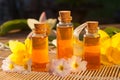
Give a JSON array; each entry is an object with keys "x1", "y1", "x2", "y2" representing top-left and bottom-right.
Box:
[
  {"x1": 57, "y1": 11, "x2": 73, "y2": 59},
  {"x1": 83, "y1": 21, "x2": 100, "y2": 69},
  {"x1": 31, "y1": 23, "x2": 49, "y2": 72}
]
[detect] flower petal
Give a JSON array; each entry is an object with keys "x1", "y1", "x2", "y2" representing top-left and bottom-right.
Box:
[
  {"x1": 25, "y1": 38, "x2": 32, "y2": 58},
  {"x1": 79, "y1": 61, "x2": 87, "y2": 71},
  {"x1": 49, "y1": 59, "x2": 71, "y2": 77},
  {"x1": 9, "y1": 40, "x2": 26, "y2": 54},
  {"x1": 68, "y1": 56, "x2": 87, "y2": 72}
]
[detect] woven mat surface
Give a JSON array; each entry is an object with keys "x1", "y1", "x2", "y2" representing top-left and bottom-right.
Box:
[
  {"x1": 0, "y1": 50, "x2": 119, "y2": 80},
  {"x1": 0, "y1": 65, "x2": 119, "y2": 80}
]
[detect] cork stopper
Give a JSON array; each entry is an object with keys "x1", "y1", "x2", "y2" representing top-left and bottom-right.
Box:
[
  {"x1": 58, "y1": 10, "x2": 72, "y2": 22},
  {"x1": 86, "y1": 21, "x2": 99, "y2": 33},
  {"x1": 34, "y1": 23, "x2": 47, "y2": 34}
]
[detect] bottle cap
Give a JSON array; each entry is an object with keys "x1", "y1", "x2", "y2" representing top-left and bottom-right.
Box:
[
  {"x1": 86, "y1": 21, "x2": 99, "y2": 33},
  {"x1": 87, "y1": 21, "x2": 98, "y2": 30},
  {"x1": 34, "y1": 23, "x2": 47, "y2": 34},
  {"x1": 58, "y1": 10, "x2": 72, "y2": 22}
]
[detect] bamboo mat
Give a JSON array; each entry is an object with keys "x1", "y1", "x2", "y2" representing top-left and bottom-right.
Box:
[
  {"x1": 0, "y1": 65, "x2": 119, "y2": 80},
  {"x1": 0, "y1": 47, "x2": 120, "y2": 80}
]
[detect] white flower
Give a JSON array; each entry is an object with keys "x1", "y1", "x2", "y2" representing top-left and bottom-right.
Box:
[
  {"x1": 68, "y1": 56, "x2": 87, "y2": 72},
  {"x1": 1, "y1": 57, "x2": 31, "y2": 74},
  {"x1": 1, "y1": 57, "x2": 14, "y2": 72},
  {"x1": 48, "y1": 56, "x2": 87, "y2": 77},
  {"x1": 49, "y1": 59, "x2": 71, "y2": 77}
]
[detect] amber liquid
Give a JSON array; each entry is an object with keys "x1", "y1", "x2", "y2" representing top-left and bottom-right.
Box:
[
  {"x1": 57, "y1": 26, "x2": 73, "y2": 59},
  {"x1": 32, "y1": 36, "x2": 49, "y2": 72},
  {"x1": 84, "y1": 36, "x2": 100, "y2": 69}
]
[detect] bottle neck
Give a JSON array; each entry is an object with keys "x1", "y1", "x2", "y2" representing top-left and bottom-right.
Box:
[
  {"x1": 58, "y1": 18, "x2": 73, "y2": 26},
  {"x1": 57, "y1": 21, "x2": 73, "y2": 27},
  {"x1": 57, "y1": 17, "x2": 73, "y2": 27},
  {"x1": 58, "y1": 21, "x2": 72, "y2": 24}
]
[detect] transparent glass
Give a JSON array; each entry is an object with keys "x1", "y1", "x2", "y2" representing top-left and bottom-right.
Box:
[
  {"x1": 83, "y1": 28, "x2": 100, "y2": 69},
  {"x1": 31, "y1": 33, "x2": 49, "y2": 72},
  {"x1": 57, "y1": 22, "x2": 73, "y2": 59}
]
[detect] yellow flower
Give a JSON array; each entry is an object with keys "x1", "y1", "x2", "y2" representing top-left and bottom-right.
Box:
[
  {"x1": 99, "y1": 30, "x2": 120, "y2": 65},
  {"x1": 8, "y1": 38, "x2": 31, "y2": 66}
]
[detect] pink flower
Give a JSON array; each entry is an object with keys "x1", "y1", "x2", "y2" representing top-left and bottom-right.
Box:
[
  {"x1": 68, "y1": 56, "x2": 87, "y2": 72},
  {"x1": 48, "y1": 59, "x2": 71, "y2": 77}
]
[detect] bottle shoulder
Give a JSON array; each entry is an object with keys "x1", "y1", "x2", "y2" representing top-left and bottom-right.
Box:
[
  {"x1": 84, "y1": 33, "x2": 100, "y2": 38},
  {"x1": 32, "y1": 33, "x2": 47, "y2": 38},
  {"x1": 57, "y1": 22, "x2": 73, "y2": 27}
]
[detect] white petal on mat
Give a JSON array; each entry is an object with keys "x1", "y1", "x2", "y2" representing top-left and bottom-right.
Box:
[
  {"x1": 0, "y1": 43, "x2": 4, "y2": 49},
  {"x1": 51, "y1": 39, "x2": 57, "y2": 47},
  {"x1": 1, "y1": 57, "x2": 12, "y2": 71},
  {"x1": 13, "y1": 65, "x2": 26, "y2": 73},
  {"x1": 27, "y1": 59, "x2": 32, "y2": 72}
]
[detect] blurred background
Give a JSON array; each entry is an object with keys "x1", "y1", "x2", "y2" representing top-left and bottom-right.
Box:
[{"x1": 1, "y1": 0, "x2": 120, "y2": 25}]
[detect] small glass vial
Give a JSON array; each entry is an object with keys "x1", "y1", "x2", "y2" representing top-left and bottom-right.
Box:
[
  {"x1": 57, "y1": 10, "x2": 73, "y2": 59},
  {"x1": 31, "y1": 23, "x2": 49, "y2": 72},
  {"x1": 83, "y1": 21, "x2": 100, "y2": 69}
]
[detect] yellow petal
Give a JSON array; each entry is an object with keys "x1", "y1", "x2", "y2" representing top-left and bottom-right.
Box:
[
  {"x1": 112, "y1": 33, "x2": 120, "y2": 48},
  {"x1": 98, "y1": 29, "x2": 110, "y2": 42},
  {"x1": 98, "y1": 30, "x2": 111, "y2": 55},
  {"x1": 100, "y1": 39, "x2": 111, "y2": 55},
  {"x1": 25, "y1": 38, "x2": 32, "y2": 58},
  {"x1": 9, "y1": 53, "x2": 25, "y2": 65},
  {"x1": 100, "y1": 54, "x2": 113, "y2": 65},
  {"x1": 9, "y1": 40, "x2": 26, "y2": 55},
  {"x1": 106, "y1": 47, "x2": 120, "y2": 65}
]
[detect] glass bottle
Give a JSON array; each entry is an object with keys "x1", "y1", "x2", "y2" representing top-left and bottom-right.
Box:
[
  {"x1": 57, "y1": 11, "x2": 73, "y2": 59},
  {"x1": 83, "y1": 21, "x2": 100, "y2": 69},
  {"x1": 31, "y1": 23, "x2": 49, "y2": 72}
]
